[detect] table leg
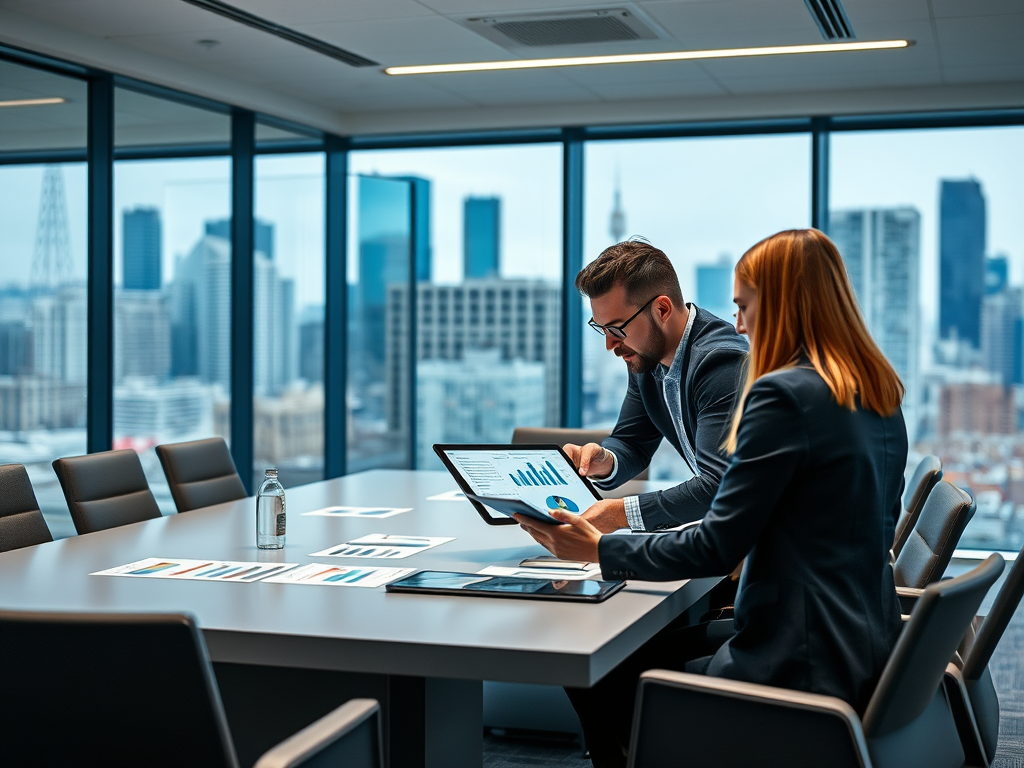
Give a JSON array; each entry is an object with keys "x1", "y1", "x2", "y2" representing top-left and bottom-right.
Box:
[{"x1": 387, "y1": 676, "x2": 483, "y2": 768}]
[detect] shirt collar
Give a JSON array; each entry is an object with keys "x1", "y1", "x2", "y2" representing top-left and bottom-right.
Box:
[{"x1": 653, "y1": 303, "x2": 697, "y2": 383}]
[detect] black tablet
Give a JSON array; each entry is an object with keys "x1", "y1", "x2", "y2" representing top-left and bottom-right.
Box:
[
  {"x1": 385, "y1": 570, "x2": 625, "y2": 603},
  {"x1": 433, "y1": 443, "x2": 602, "y2": 526}
]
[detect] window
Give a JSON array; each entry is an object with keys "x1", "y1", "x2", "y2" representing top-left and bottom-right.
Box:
[
  {"x1": 349, "y1": 145, "x2": 563, "y2": 469},
  {"x1": 0, "y1": 60, "x2": 88, "y2": 539},
  {"x1": 253, "y1": 152, "x2": 326, "y2": 489},
  {"x1": 830, "y1": 126, "x2": 1024, "y2": 552},
  {"x1": 583, "y1": 134, "x2": 811, "y2": 480}
]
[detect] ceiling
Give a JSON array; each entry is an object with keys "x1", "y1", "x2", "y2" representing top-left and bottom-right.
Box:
[{"x1": 0, "y1": 0, "x2": 1022, "y2": 137}]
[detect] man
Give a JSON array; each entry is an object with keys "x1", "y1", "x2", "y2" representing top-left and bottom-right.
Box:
[{"x1": 568, "y1": 240, "x2": 748, "y2": 533}]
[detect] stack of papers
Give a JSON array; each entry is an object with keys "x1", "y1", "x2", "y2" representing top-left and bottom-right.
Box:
[
  {"x1": 262, "y1": 564, "x2": 413, "y2": 588},
  {"x1": 92, "y1": 558, "x2": 297, "y2": 582},
  {"x1": 310, "y1": 534, "x2": 453, "y2": 560}
]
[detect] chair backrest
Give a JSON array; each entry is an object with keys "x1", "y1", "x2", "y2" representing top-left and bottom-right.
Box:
[
  {"x1": 0, "y1": 610, "x2": 239, "y2": 768},
  {"x1": 893, "y1": 455, "x2": 942, "y2": 558},
  {"x1": 52, "y1": 449, "x2": 162, "y2": 534},
  {"x1": 862, "y1": 554, "x2": 1004, "y2": 767},
  {"x1": 156, "y1": 437, "x2": 247, "y2": 513},
  {"x1": 254, "y1": 699, "x2": 382, "y2": 768},
  {"x1": 511, "y1": 426, "x2": 649, "y2": 481},
  {"x1": 0, "y1": 463, "x2": 53, "y2": 552},
  {"x1": 893, "y1": 480, "x2": 975, "y2": 589},
  {"x1": 959, "y1": 545, "x2": 1024, "y2": 760}
]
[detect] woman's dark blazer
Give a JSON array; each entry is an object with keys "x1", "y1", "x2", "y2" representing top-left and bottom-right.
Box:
[{"x1": 598, "y1": 364, "x2": 907, "y2": 712}]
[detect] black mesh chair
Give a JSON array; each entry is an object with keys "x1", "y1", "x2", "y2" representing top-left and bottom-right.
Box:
[
  {"x1": 156, "y1": 437, "x2": 247, "y2": 513},
  {"x1": 52, "y1": 449, "x2": 162, "y2": 535},
  {"x1": 627, "y1": 554, "x2": 1005, "y2": 768},
  {"x1": 893, "y1": 455, "x2": 943, "y2": 559},
  {"x1": 0, "y1": 610, "x2": 381, "y2": 768},
  {"x1": 512, "y1": 426, "x2": 649, "y2": 481},
  {"x1": 944, "y1": 545, "x2": 1024, "y2": 767},
  {"x1": 894, "y1": 480, "x2": 976, "y2": 590},
  {"x1": 0, "y1": 463, "x2": 53, "y2": 552}
]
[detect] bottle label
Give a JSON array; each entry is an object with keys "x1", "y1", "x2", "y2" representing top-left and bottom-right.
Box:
[{"x1": 276, "y1": 512, "x2": 286, "y2": 536}]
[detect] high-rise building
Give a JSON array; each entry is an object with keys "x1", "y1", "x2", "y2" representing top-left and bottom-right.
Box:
[
  {"x1": 254, "y1": 251, "x2": 294, "y2": 397},
  {"x1": 696, "y1": 255, "x2": 734, "y2": 324},
  {"x1": 172, "y1": 235, "x2": 231, "y2": 391},
  {"x1": 123, "y1": 207, "x2": 161, "y2": 290},
  {"x1": 463, "y1": 197, "x2": 500, "y2": 280},
  {"x1": 940, "y1": 179, "x2": 986, "y2": 348},
  {"x1": 986, "y1": 255, "x2": 1009, "y2": 295},
  {"x1": 115, "y1": 290, "x2": 171, "y2": 382},
  {"x1": 830, "y1": 207, "x2": 921, "y2": 436},
  {"x1": 204, "y1": 217, "x2": 275, "y2": 261},
  {"x1": 0, "y1": 321, "x2": 32, "y2": 376},
  {"x1": 298, "y1": 306, "x2": 325, "y2": 384},
  {"x1": 981, "y1": 257, "x2": 1023, "y2": 387},
  {"x1": 939, "y1": 383, "x2": 1014, "y2": 436},
  {"x1": 32, "y1": 284, "x2": 88, "y2": 385}
]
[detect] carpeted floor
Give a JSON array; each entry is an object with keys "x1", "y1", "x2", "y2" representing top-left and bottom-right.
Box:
[{"x1": 484, "y1": 582, "x2": 1024, "y2": 768}]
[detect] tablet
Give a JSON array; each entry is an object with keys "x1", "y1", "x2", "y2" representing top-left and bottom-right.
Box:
[
  {"x1": 434, "y1": 444, "x2": 602, "y2": 526},
  {"x1": 385, "y1": 570, "x2": 625, "y2": 603}
]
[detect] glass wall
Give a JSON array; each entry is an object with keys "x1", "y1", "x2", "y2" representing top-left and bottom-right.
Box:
[
  {"x1": 252, "y1": 153, "x2": 326, "y2": 489},
  {"x1": 831, "y1": 126, "x2": 1024, "y2": 552},
  {"x1": 582, "y1": 134, "x2": 811, "y2": 480},
  {"x1": 0, "y1": 60, "x2": 89, "y2": 539},
  {"x1": 349, "y1": 145, "x2": 563, "y2": 470}
]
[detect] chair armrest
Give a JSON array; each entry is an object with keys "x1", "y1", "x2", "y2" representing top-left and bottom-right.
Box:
[
  {"x1": 897, "y1": 586, "x2": 925, "y2": 616},
  {"x1": 254, "y1": 699, "x2": 381, "y2": 768},
  {"x1": 627, "y1": 670, "x2": 872, "y2": 768}
]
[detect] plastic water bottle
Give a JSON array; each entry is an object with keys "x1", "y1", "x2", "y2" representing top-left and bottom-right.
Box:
[{"x1": 256, "y1": 468, "x2": 286, "y2": 550}]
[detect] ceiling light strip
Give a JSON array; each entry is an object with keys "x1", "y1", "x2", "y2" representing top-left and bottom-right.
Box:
[
  {"x1": 0, "y1": 97, "x2": 66, "y2": 107},
  {"x1": 385, "y1": 39, "x2": 910, "y2": 76}
]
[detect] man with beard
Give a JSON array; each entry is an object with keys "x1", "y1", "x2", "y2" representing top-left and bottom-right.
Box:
[{"x1": 567, "y1": 240, "x2": 748, "y2": 533}]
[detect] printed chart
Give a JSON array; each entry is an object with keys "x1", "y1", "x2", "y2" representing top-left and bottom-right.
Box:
[
  {"x1": 302, "y1": 506, "x2": 412, "y2": 519},
  {"x1": 92, "y1": 558, "x2": 298, "y2": 583},
  {"x1": 310, "y1": 535, "x2": 454, "y2": 560},
  {"x1": 262, "y1": 564, "x2": 414, "y2": 588}
]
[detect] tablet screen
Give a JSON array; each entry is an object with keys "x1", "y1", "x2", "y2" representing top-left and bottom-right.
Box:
[
  {"x1": 441, "y1": 447, "x2": 598, "y2": 518},
  {"x1": 388, "y1": 571, "x2": 621, "y2": 600}
]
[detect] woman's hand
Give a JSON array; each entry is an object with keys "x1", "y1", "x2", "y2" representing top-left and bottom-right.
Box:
[{"x1": 514, "y1": 509, "x2": 603, "y2": 564}]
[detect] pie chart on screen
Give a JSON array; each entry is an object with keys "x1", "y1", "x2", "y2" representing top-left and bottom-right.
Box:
[{"x1": 546, "y1": 495, "x2": 580, "y2": 513}]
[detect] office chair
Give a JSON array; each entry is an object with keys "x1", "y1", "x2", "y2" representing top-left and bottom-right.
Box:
[
  {"x1": 893, "y1": 455, "x2": 943, "y2": 559},
  {"x1": 52, "y1": 449, "x2": 162, "y2": 535},
  {"x1": 512, "y1": 426, "x2": 649, "y2": 481},
  {"x1": 943, "y1": 544, "x2": 1024, "y2": 767},
  {"x1": 156, "y1": 437, "x2": 247, "y2": 513},
  {"x1": 0, "y1": 610, "x2": 382, "y2": 768},
  {"x1": 0, "y1": 463, "x2": 53, "y2": 552},
  {"x1": 626, "y1": 554, "x2": 1005, "y2": 768},
  {"x1": 894, "y1": 480, "x2": 976, "y2": 590}
]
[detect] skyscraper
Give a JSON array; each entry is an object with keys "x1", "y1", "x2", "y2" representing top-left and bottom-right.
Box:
[
  {"x1": 123, "y1": 207, "x2": 161, "y2": 290},
  {"x1": 940, "y1": 179, "x2": 986, "y2": 348},
  {"x1": 696, "y1": 255, "x2": 734, "y2": 324},
  {"x1": 609, "y1": 179, "x2": 626, "y2": 243},
  {"x1": 830, "y1": 207, "x2": 921, "y2": 436},
  {"x1": 204, "y1": 217, "x2": 275, "y2": 261},
  {"x1": 463, "y1": 197, "x2": 500, "y2": 279}
]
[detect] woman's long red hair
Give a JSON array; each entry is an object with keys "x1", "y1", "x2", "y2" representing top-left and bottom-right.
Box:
[{"x1": 725, "y1": 229, "x2": 904, "y2": 453}]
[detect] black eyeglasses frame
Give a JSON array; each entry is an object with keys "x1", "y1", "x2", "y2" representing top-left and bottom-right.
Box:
[{"x1": 588, "y1": 295, "x2": 659, "y2": 339}]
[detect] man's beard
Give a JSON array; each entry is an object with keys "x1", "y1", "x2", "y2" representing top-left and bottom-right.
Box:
[{"x1": 615, "y1": 322, "x2": 667, "y2": 375}]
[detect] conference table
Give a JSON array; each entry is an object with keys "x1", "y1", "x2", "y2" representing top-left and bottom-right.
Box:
[{"x1": 0, "y1": 469, "x2": 723, "y2": 768}]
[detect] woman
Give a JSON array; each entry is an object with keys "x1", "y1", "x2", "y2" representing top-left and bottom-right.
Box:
[{"x1": 516, "y1": 229, "x2": 907, "y2": 768}]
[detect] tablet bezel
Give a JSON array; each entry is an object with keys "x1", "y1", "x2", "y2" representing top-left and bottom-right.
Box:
[
  {"x1": 433, "y1": 443, "x2": 602, "y2": 526},
  {"x1": 385, "y1": 570, "x2": 625, "y2": 602}
]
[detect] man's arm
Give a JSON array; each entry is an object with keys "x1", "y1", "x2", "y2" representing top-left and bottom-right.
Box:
[
  {"x1": 635, "y1": 347, "x2": 746, "y2": 530},
  {"x1": 594, "y1": 372, "x2": 664, "y2": 490}
]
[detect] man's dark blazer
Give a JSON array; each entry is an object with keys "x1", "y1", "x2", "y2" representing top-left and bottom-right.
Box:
[
  {"x1": 597, "y1": 306, "x2": 748, "y2": 530},
  {"x1": 599, "y1": 365, "x2": 907, "y2": 712}
]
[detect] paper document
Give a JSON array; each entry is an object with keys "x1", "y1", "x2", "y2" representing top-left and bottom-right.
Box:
[
  {"x1": 477, "y1": 565, "x2": 601, "y2": 581},
  {"x1": 262, "y1": 563, "x2": 414, "y2": 588},
  {"x1": 302, "y1": 506, "x2": 412, "y2": 519},
  {"x1": 309, "y1": 534, "x2": 454, "y2": 560},
  {"x1": 426, "y1": 490, "x2": 466, "y2": 502},
  {"x1": 91, "y1": 558, "x2": 298, "y2": 583}
]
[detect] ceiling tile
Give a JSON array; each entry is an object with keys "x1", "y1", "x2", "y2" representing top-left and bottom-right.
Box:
[
  {"x1": 942, "y1": 65, "x2": 1024, "y2": 84},
  {"x1": 934, "y1": 14, "x2": 1024, "y2": 68},
  {"x1": 931, "y1": 0, "x2": 1023, "y2": 18},
  {"x1": 458, "y1": 87, "x2": 605, "y2": 107},
  {"x1": 417, "y1": 0, "x2": 614, "y2": 14},
  {"x1": 232, "y1": 0, "x2": 433, "y2": 24},
  {"x1": 0, "y1": 0, "x2": 237, "y2": 37},
  {"x1": 642, "y1": 0, "x2": 820, "y2": 48},
  {"x1": 586, "y1": 78, "x2": 727, "y2": 100},
  {"x1": 559, "y1": 59, "x2": 724, "y2": 87},
  {"x1": 720, "y1": 66, "x2": 941, "y2": 95},
  {"x1": 839, "y1": 0, "x2": 932, "y2": 25},
  {"x1": 108, "y1": 24, "x2": 314, "y2": 65}
]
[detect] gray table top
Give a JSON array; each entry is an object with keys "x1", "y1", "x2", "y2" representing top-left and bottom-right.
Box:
[{"x1": 0, "y1": 469, "x2": 718, "y2": 687}]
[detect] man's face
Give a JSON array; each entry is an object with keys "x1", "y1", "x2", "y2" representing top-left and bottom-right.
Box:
[{"x1": 589, "y1": 284, "x2": 668, "y2": 375}]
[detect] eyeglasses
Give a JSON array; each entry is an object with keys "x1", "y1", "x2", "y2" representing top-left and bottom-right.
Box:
[{"x1": 588, "y1": 296, "x2": 658, "y2": 339}]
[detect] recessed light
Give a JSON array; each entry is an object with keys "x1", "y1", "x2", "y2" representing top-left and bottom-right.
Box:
[
  {"x1": 197, "y1": 39, "x2": 221, "y2": 48},
  {"x1": 0, "y1": 97, "x2": 67, "y2": 107},
  {"x1": 385, "y1": 39, "x2": 912, "y2": 75}
]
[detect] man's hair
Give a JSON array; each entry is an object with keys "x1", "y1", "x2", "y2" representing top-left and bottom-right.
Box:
[{"x1": 575, "y1": 240, "x2": 684, "y2": 308}]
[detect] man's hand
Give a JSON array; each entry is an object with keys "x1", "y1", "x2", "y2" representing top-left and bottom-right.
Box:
[
  {"x1": 514, "y1": 509, "x2": 602, "y2": 563},
  {"x1": 580, "y1": 498, "x2": 629, "y2": 533},
  {"x1": 563, "y1": 442, "x2": 615, "y2": 479}
]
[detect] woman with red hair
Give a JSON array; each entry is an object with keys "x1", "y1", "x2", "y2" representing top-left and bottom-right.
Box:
[{"x1": 518, "y1": 229, "x2": 907, "y2": 768}]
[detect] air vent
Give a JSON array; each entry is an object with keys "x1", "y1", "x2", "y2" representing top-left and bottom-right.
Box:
[
  {"x1": 463, "y1": 8, "x2": 664, "y2": 50},
  {"x1": 179, "y1": 0, "x2": 378, "y2": 67},
  {"x1": 804, "y1": 0, "x2": 855, "y2": 40}
]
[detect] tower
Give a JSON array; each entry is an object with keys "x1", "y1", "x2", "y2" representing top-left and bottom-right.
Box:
[
  {"x1": 609, "y1": 174, "x2": 626, "y2": 243},
  {"x1": 939, "y1": 179, "x2": 986, "y2": 348},
  {"x1": 31, "y1": 165, "x2": 73, "y2": 289},
  {"x1": 123, "y1": 207, "x2": 162, "y2": 290},
  {"x1": 463, "y1": 197, "x2": 500, "y2": 279}
]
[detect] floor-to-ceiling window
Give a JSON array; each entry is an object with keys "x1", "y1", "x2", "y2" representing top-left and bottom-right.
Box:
[
  {"x1": 0, "y1": 59, "x2": 89, "y2": 539},
  {"x1": 830, "y1": 125, "x2": 1024, "y2": 552},
  {"x1": 252, "y1": 151, "x2": 325, "y2": 489},
  {"x1": 348, "y1": 144, "x2": 563, "y2": 470},
  {"x1": 112, "y1": 87, "x2": 231, "y2": 513},
  {"x1": 582, "y1": 133, "x2": 811, "y2": 480}
]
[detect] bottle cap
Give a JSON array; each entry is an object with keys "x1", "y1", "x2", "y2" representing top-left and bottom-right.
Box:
[{"x1": 265, "y1": 468, "x2": 278, "y2": 476}]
